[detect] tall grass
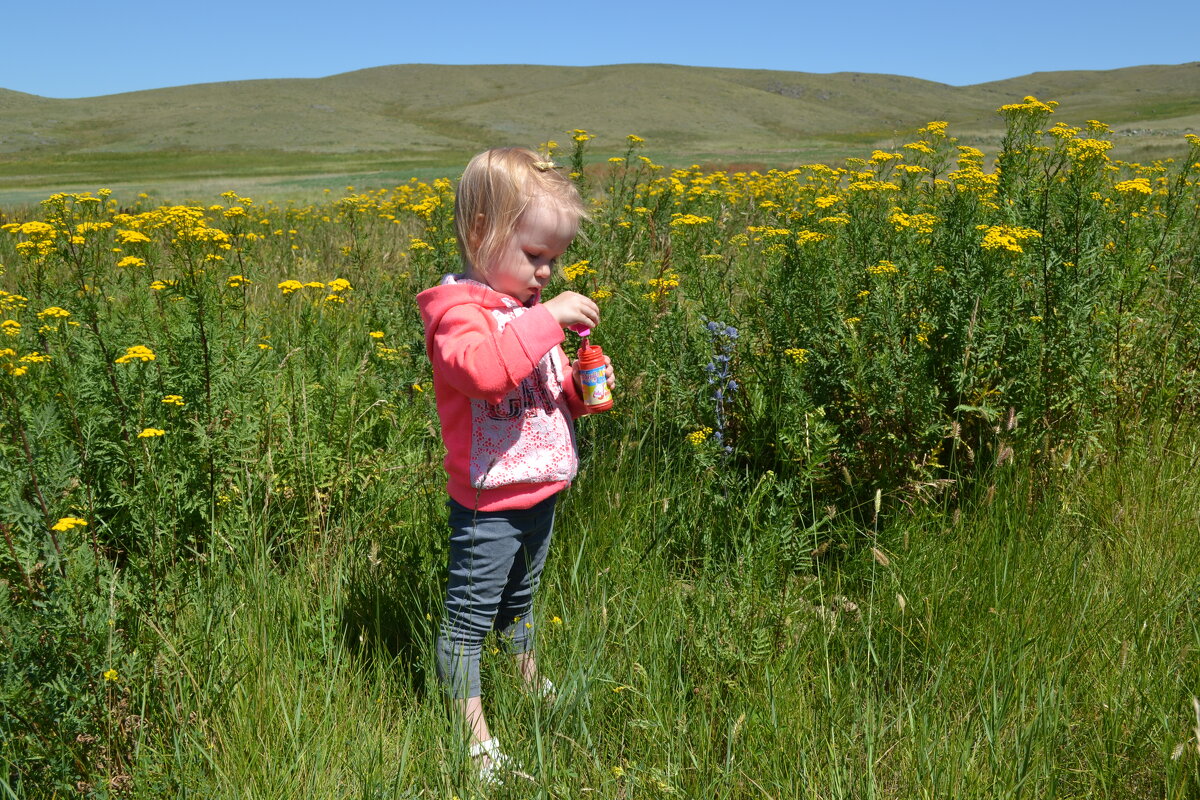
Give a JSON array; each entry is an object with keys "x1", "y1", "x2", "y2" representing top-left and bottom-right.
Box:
[{"x1": 1, "y1": 103, "x2": 1198, "y2": 797}]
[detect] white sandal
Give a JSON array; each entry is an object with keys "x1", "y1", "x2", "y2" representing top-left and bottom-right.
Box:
[{"x1": 469, "y1": 737, "x2": 527, "y2": 785}]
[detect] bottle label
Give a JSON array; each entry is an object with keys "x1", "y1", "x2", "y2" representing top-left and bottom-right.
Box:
[{"x1": 581, "y1": 365, "x2": 610, "y2": 406}]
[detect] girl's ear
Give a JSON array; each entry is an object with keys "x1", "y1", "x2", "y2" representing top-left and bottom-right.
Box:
[{"x1": 468, "y1": 212, "x2": 487, "y2": 250}]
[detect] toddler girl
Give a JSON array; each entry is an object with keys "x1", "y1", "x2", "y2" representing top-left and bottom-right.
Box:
[{"x1": 415, "y1": 147, "x2": 614, "y2": 783}]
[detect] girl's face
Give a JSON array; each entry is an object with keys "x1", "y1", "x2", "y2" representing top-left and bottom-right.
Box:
[{"x1": 480, "y1": 198, "x2": 577, "y2": 305}]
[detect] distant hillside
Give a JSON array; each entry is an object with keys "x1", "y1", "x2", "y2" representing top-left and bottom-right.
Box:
[
  {"x1": 4, "y1": 62, "x2": 1199, "y2": 155},
  {"x1": 1, "y1": 62, "x2": 1197, "y2": 204}
]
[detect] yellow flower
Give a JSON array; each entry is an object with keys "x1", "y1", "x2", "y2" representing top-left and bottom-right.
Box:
[
  {"x1": 868, "y1": 260, "x2": 899, "y2": 276},
  {"x1": 162, "y1": 394, "x2": 185, "y2": 406},
  {"x1": 115, "y1": 229, "x2": 151, "y2": 244},
  {"x1": 137, "y1": 427, "x2": 166, "y2": 438},
  {"x1": 277, "y1": 280, "x2": 304, "y2": 294},
  {"x1": 149, "y1": 279, "x2": 178, "y2": 292},
  {"x1": 784, "y1": 347, "x2": 809, "y2": 365},
  {"x1": 226, "y1": 274, "x2": 251, "y2": 288},
  {"x1": 563, "y1": 260, "x2": 593, "y2": 280},
  {"x1": 889, "y1": 211, "x2": 938, "y2": 234},
  {"x1": 978, "y1": 224, "x2": 1041, "y2": 254},
  {"x1": 669, "y1": 213, "x2": 712, "y2": 227},
  {"x1": 551, "y1": 615, "x2": 563, "y2": 625},
  {"x1": 326, "y1": 278, "x2": 352, "y2": 293},
  {"x1": 998, "y1": 96, "x2": 1058, "y2": 115},
  {"x1": 103, "y1": 669, "x2": 119, "y2": 682},
  {"x1": 52, "y1": 517, "x2": 88, "y2": 532},
  {"x1": 37, "y1": 306, "x2": 71, "y2": 320},
  {"x1": 1, "y1": 320, "x2": 20, "y2": 336},
  {"x1": 644, "y1": 272, "x2": 680, "y2": 301},
  {"x1": 1065, "y1": 138, "x2": 1113, "y2": 164},
  {"x1": 115, "y1": 345, "x2": 155, "y2": 364},
  {"x1": 1114, "y1": 178, "x2": 1152, "y2": 196},
  {"x1": 686, "y1": 427, "x2": 713, "y2": 446},
  {"x1": 369, "y1": 331, "x2": 385, "y2": 339}
]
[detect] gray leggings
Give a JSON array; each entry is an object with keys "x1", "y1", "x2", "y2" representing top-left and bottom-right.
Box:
[{"x1": 436, "y1": 494, "x2": 556, "y2": 699}]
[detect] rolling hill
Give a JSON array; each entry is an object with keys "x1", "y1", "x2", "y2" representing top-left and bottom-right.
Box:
[{"x1": 1, "y1": 62, "x2": 1197, "y2": 204}]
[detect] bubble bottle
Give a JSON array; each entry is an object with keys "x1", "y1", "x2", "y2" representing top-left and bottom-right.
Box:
[{"x1": 570, "y1": 325, "x2": 612, "y2": 412}]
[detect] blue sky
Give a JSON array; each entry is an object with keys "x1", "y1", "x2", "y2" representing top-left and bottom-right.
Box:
[{"x1": 3, "y1": 0, "x2": 1196, "y2": 98}]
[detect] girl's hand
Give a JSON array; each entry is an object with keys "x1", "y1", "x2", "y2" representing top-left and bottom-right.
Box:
[
  {"x1": 572, "y1": 354, "x2": 615, "y2": 394},
  {"x1": 543, "y1": 291, "x2": 599, "y2": 330}
]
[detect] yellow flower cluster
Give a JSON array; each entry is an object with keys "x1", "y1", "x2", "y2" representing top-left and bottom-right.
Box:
[
  {"x1": 686, "y1": 427, "x2": 713, "y2": 446},
  {"x1": 116, "y1": 229, "x2": 152, "y2": 244},
  {"x1": 115, "y1": 345, "x2": 156, "y2": 363},
  {"x1": 1114, "y1": 178, "x2": 1152, "y2": 196},
  {"x1": 4, "y1": 220, "x2": 58, "y2": 259},
  {"x1": 279, "y1": 277, "x2": 353, "y2": 303},
  {"x1": 670, "y1": 214, "x2": 713, "y2": 227},
  {"x1": 889, "y1": 211, "x2": 939, "y2": 234},
  {"x1": 998, "y1": 96, "x2": 1059, "y2": 115},
  {"x1": 1065, "y1": 138, "x2": 1113, "y2": 164},
  {"x1": 563, "y1": 260, "x2": 594, "y2": 280},
  {"x1": 138, "y1": 427, "x2": 166, "y2": 438},
  {"x1": 1, "y1": 291, "x2": 28, "y2": 311},
  {"x1": 37, "y1": 306, "x2": 71, "y2": 319},
  {"x1": 978, "y1": 224, "x2": 1042, "y2": 254},
  {"x1": 162, "y1": 394, "x2": 185, "y2": 406},
  {"x1": 868, "y1": 260, "x2": 900, "y2": 276},
  {"x1": 644, "y1": 272, "x2": 680, "y2": 302},
  {"x1": 0, "y1": 347, "x2": 45, "y2": 376},
  {"x1": 784, "y1": 348, "x2": 809, "y2": 365},
  {"x1": 52, "y1": 517, "x2": 87, "y2": 532}
]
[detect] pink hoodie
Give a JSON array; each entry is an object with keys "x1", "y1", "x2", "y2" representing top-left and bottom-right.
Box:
[{"x1": 416, "y1": 275, "x2": 592, "y2": 511}]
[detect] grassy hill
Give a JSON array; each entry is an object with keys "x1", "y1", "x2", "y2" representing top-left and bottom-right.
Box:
[{"x1": 1, "y1": 62, "x2": 1197, "y2": 205}]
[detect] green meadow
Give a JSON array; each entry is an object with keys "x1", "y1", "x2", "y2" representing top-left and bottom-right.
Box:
[{"x1": 1, "y1": 88, "x2": 1199, "y2": 798}]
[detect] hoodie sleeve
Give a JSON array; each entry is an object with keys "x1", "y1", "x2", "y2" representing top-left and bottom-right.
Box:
[
  {"x1": 431, "y1": 302, "x2": 566, "y2": 404},
  {"x1": 560, "y1": 354, "x2": 591, "y2": 418}
]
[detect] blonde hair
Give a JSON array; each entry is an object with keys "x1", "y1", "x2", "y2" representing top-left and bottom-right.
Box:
[{"x1": 454, "y1": 147, "x2": 587, "y2": 277}]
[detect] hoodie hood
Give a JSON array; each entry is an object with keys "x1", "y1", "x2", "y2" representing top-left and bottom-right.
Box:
[{"x1": 417, "y1": 274, "x2": 523, "y2": 338}]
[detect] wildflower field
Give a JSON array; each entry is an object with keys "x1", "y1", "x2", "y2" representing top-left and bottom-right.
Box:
[{"x1": 2, "y1": 101, "x2": 1200, "y2": 798}]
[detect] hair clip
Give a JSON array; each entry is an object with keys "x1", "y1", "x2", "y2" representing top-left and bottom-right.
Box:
[{"x1": 532, "y1": 159, "x2": 557, "y2": 171}]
